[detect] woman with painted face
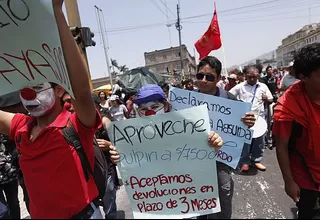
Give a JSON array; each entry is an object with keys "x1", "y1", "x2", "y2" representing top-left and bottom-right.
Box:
[{"x1": 0, "y1": 1, "x2": 103, "y2": 218}]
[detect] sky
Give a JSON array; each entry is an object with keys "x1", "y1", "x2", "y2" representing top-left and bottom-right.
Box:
[{"x1": 68, "y1": 0, "x2": 320, "y2": 79}]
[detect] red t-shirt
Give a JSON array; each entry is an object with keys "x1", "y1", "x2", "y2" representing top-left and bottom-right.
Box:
[
  {"x1": 10, "y1": 108, "x2": 101, "y2": 218},
  {"x1": 273, "y1": 121, "x2": 320, "y2": 191}
]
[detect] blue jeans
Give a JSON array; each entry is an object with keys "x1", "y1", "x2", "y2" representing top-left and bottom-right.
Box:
[
  {"x1": 241, "y1": 135, "x2": 265, "y2": 164},
  {"x1": 103, "y1": 172, "x2": 117, "y2": 219},
  {"x1": 0, "y1": 180, "x2": 20, "y2": 219},
  {"x1": 0, "y1": 198, "x2": 8, "y2": 219}
]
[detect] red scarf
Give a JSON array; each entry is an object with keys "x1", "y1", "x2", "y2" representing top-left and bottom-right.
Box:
[{"x1": 273, "y1": 81, "x2": 320, "y2": 157}]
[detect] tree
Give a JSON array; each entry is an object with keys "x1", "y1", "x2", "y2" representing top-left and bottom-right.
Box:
[
  {"x1": 119, "y1": 65, "x2": 129, "y2": 73},
  {"x1": 110, "y1": 58, "x2": 129, "y2": 75},
  {"x1": 111, "y1": 59, "x2": 119, "y2": 70}
]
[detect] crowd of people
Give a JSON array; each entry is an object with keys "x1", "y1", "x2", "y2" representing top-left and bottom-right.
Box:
[{"x1": 0, "y1": 2, "x2": 319, "y2": 219}]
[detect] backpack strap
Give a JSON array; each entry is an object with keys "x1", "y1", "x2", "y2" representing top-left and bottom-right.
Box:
[{"x1": 62, "y1": 119, "x2": 92, "y2": 182}]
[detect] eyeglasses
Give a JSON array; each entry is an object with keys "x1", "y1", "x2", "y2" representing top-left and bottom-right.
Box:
[{"x1": 196, "y1": 72, "x2": 216, "y2": 82}]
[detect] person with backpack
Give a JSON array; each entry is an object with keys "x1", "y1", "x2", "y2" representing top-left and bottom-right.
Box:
[
  {"x1": 63, "y1": 92, "x2": 120, "y2": 219},
  {"x1": 273, "y1": 43, "x2": 320, "y2": 219},
  {"x1": 94, "y1": 96, "x2": 121, "y2": 220},
  {"x1": 0, "y1": 1, "x2": 103, "y2": 218}
]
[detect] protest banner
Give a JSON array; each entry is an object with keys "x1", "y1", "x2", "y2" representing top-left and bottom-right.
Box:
[
  {"x1": 0, "y1": 0, "x2": 73, "y2": 96},
  {"x1": 108, "y1": 105, "x2": 221, "y2": 219},
  {"x1": 169, "y1": 87, "x2": 253, "y2": 169}
]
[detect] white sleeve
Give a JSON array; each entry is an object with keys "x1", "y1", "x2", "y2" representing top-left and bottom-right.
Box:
[
  {"x1": 280, "y1": 76, "x2": 286, "y2": 89},
  {"x1": 229, "y1": 84, "x2": 239, "y2": 96},
  {"x1": 122, "y1": 104, "x2": 128, "y2": 113}
]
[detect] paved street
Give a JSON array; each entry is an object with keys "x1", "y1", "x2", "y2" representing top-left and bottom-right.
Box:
[
  {"x1": 20, "y1": 148, "x2": 297, "y2": 219},
  {"x1": 232, "y1": 148, "x2": 297, "y2": 219}
]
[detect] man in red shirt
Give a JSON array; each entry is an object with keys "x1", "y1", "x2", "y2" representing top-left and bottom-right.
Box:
[
  {"x1": 273, "y1": 43, "x2": 320, "y2": 219},
  {"x1": 0, "y1": 1, "x2": 102, "y2": 218}
]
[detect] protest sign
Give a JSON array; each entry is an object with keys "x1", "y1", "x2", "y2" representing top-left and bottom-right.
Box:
[
  {"x1": 169, "y1": 87, "x2": 253, "y2": 169},
  {"x1": 0, "y1": 0, "x2": 73, "y2": 96},
  {"x1": 108, "y1": 105, "x2": 221, "y2": 219}
]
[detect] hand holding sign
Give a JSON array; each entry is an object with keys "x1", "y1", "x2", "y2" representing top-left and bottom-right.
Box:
[
  {"x1": 109, "y1": 145, "x2": 120, "y2": 164},
  {"x1": 169, "y1": 87, "x2": 253, "y2": 169},
  {"x1": 108, "y1": 106, "x2": 221, "y2": 219},
  {"x1": 241, "y1": 112, "x2": 256, "y2": 128},
  {"x1": 208, "y1": 131, "x2": 223, "y2": 150}
]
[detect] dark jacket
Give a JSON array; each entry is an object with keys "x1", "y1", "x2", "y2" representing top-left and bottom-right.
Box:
[{"x1": 0, "y1": 134, "x2": 19, "y2": 185}]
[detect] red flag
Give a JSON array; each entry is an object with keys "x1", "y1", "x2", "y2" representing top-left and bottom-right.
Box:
[{"x1": 194, "y1": 4, "x2": 222, "y2": 60}]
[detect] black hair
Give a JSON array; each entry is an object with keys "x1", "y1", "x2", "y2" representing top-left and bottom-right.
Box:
[
  {"x1": 171, "y1": 83, "x2": 182, "y2": 89},
  {"x1": 255, "y1": 63, "x2": 263, "y2": 74},
  {"x1": 197, "y1": 56, "x2": 222, "y2": 77},
  {"x1": 183, "y1": 79, "x2": 193, "y2": 85},
  {"x1": 62, "y1": 91, "x2": 69, "y2": 98},
  {"x1": 98, "y1": 91, "x2": 107, "y2": 100},
  {"x1": 158, "y1": 81, "x2": 169, "y2": 91},
  {"x1": 50, "y1": 82, "x2": 58, "y2": 88},
  {"x1": 243, "y1": 65, "x2": 259, "y2": 74},
  {"x1": 266, "y1": 66, "x2": 272, "y2": 71},
  {"x1": 293, "y1": 43, "x2": 320, "y2": 78},
  {"x1": 61, "y1": 91, "x2": 70, "y2": 106}
]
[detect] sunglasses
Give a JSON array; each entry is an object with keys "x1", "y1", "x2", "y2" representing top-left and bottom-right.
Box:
[{"x1": 196, "y1": 72, "x2": 216, "y2": 82}]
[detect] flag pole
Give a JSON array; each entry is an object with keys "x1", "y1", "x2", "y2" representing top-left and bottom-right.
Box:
[
  {"x1": 215, "y1": 2, "x2": 227, "y2": 76},
  {"x1": 221, "y1": 36, "x2": 228, "y2": 76}
]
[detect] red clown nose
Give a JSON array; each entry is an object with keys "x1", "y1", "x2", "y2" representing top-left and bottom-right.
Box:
[
  {"x1": 64, "y1": 102, "x2": 72, "y2": 111},
  {"x1": 145, "y1": 109, "x2": 156, "y2": 116},
  {"x1": 20, "y1": 88, "x2": 37, "y2": 101}
]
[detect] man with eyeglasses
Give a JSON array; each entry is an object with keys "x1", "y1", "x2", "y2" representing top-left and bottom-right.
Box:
[{"x1": 195, "y1": 56, "x2": 256, "y2": 219}]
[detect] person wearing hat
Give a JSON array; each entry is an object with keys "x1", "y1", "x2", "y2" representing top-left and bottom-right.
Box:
[
  {"x1": 225, "y1": 74, "x2": 238, "y2": 91},
  {"x1": 131, "y1": 85, "x2": 223, "y2": 220},
  {"x1": 132, "y1": 84, "x2": 223, "y2": 144},
  {"x1": 279, "y1": 61, "x2": 300, "y2": 93},
  {"x1": 108, "y1": 95, "x2": 128, "y2": 121}
]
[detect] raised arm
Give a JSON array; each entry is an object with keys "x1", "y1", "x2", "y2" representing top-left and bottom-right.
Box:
[{"x1": 53, "y1": 1, "x2": 96, "y2": 128}]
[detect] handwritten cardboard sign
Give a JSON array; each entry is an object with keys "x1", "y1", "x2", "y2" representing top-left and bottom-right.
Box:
[
  {"x1": 0, "y1": 0, "x2": 73, "y2": 96},
  {"x1": 108, "y1": 105, "x2": 221, "y2": 219},
  {"x1": 169, "y1": 87, "x2": 253, "y2": 169}
]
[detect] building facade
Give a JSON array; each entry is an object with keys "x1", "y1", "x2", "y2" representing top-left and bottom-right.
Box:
[
  {"x1": 276, "y1": 23, "x2": 320, "y2": 67},
  {"x1": 92, "y1": 76, "x2": 116, "y2": 90},
  {"x1": 144, "y1": 45, "x2": 196, "y2": 81}
]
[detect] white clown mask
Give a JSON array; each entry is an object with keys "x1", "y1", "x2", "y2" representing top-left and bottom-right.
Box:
[
  {"x1": 137, "y1": 100, "x2": 165, "y2": 117},
  {"x1": 20, "y1": 82, "x2": 56, "y2": 117}
]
